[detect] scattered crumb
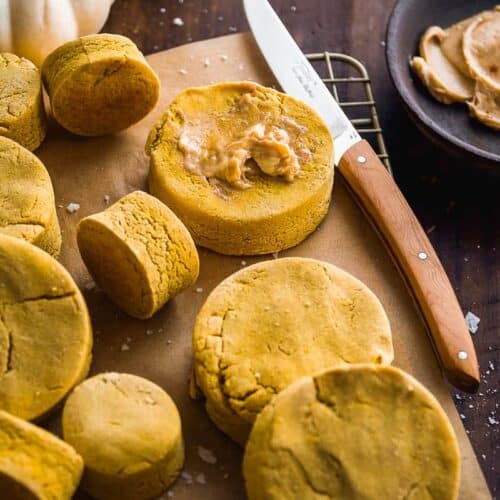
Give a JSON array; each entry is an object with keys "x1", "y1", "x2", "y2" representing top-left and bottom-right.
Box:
[
  {"x1": 223, "y1": 473, "x2": 229, "y2": 479},
  {"x1": 179, "y1": 68, "x2": 188, "y2": 75},
  {"x1": 167, "y1": 492, "x2": 174, "y2": 498},
  {"x1": 160, "y1": 7, "x2": 166, "y2": 13},
  {"x1": 220, "y1": 54, "x2": 228, "y2": 61},
  {"x1": 272, "y1": 252, "x2": 279, "y2": 259},
  {"x1": 488, "y1": 415, "x2": 499, "y2": 425},
  {"x1": 426, "y1": 225, "x2": 436, "y2": 234},
  {"x1": 66, "y1": 202, "x2": 80, "y2": 214},
  {"x1": 238, "y1": 63, "x2": 245, "y2": 71},
  {"x1": 166, "y1": 339, "x2": 173, "y2": 345},
  {"x1": 217, "y1": 16, "x2": 224, "y2": 22},
  {"x1": 489, "y1": 360, "x2": 495, "y2": 371},
  {"x1": 144, "y1": 396, "x2": 157, "y2": 405},
  {"x1": 255, "y1": 372, "x2": 261, "y2": 379},
  {"x1": 195, "y1": 473, "x2": 206, "y2": 485},
  {"x1": 181, "y1": 471, "x2": 193, "y2": 484},
  {"x1": 465, "y1": 311, "x2": 480, "y2": 334},
  {"x1": 481, "y1": 454, "x2": 486, "y2": 460},
  {"x1": 196, "y1": 287, "x2": 203, "y2": 293},
  {"x1": 84, "y1": 281, "x2": 95, "y2": 291},
  {"x1": 146, "y1": 329, "x2": 155, "y2": 336},
  {"x1": 291, "y1": 5, "x2": 297, "y2": 12},
  {"x1": 241, "y1": 260, "x2": 247, "y2": 266},
  {"x1": 460, "y1": 413, "x2": 466, "y2": 420},
  {"x1": 380, "y1": 40, "x2": 386, "y2": 47},
  {"x1": 203, "y1": 58, "x2": 210, "y2": 67},
  {"x1": 121, "y1": 343, "x2": 130, "y2": 352},
  {"x1": 172, "y1": 17, "x2": 184, "y2": 26},
  {"x1": 228, "y1": 26, "x2": 238, "y2": 32},
  {"x1": 198, "y1": 446, "x2": 217, "y2": 464}
]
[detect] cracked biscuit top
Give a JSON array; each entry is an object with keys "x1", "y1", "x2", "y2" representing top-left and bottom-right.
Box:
[
  {"x1": 42, "y1": 34, "x2": 160, "y2": 136},
  {"x1": 0, "y1": 234, "x2": 92, "y2": 421},
  {"x1": 192, "y1": 257, "x2": 393, "y2": 445},
  {"x1": 243, "y1": 365, "x2": 461, "y2": 500}
]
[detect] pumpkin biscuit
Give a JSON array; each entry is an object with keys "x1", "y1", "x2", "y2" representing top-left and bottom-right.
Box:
[
  {"x1": 77, "y1": 191, "x2": 199, "y2": 319},
  {"x1": 0, "y1": 234, "x2": 92, "y2": 421},
  {"x1": 147, "y1": 82, "x2": 334, "y2": 256},
  {"x1": 0, "y1": 53, "x2": 46, "y2": 151},
  {"x1": 0, "y1": 136, "x2": 61, "y2": 257},
  {"x1": 42, "y1": 34, "x2": 160, "y2": 136},
  {"x1": 192, "y1": 258, "x2": 393, "y2": 445},
  {"x1": 243, "y1": 365, "x2": 461, "y2": 500},
  {"x1": 63, "y1": 373, "x2": 184, "y2": 500},
  {"x1": 0, "y1": 410, "x2": 83, "y2": 500}
]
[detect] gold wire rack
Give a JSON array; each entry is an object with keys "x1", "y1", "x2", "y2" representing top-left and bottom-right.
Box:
[{"x1": 306, "y1": 51, "x2": 392, "y2": 175}]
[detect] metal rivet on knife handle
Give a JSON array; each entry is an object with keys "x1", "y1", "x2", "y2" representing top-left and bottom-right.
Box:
[
  {"x1": 458, "y1": 351, "x2": 468, "y2": 360},
  {"x1": 357, "y1": 155, "x2": 367, "y2": 164},
  {"x1": 418, "y1": 252, "x2": 428, "y2": 260}
]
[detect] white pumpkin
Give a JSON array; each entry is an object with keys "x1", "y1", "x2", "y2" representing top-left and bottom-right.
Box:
[{"x1": 0, "y1": 0, "x2": 116, "y2": 66}]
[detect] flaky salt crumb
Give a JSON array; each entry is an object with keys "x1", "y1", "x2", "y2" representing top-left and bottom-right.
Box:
[
  {"x1": 196, "y1": 287, "x2": 203, "y2": 293},
  {"x1": 146, "y1": 329, "x2": 154, "y2": 336},
  {"x1": 465, "y1": 311, "x2": 480, "y2": 334},
  {"x1": 291, "y1": 5, "x2": 297, "y2": 11},
  {"x1": 181, "y1": 471, "x2": 193, "y2": 484},
  {"x1": 104, "y1": 195, "x2": 110, "y2": 204},
  {"x1": 84, "y1": 281, "x2": 95, "y2": 291},
  {"x1": 488, "y1": 415, "x2": 499, "y2": 425},
  {"x1": 195, "y1": 473, "x2": 206, "y2": 484},
  {"x1": 241, "y1": 260, "x2": 247, "y2": 266},
  {"x1": 121, "y1": 343, "x2": 130, "y2": 351},
  {"x1": 160, "y1": 7, "x2": 166, "y2": 13},
  {"x1": 203, "y1": 58, "x2": 210, "y2": 67},
  {"x1": 220, "y1": 54, "x2": 228, "y2": 61},
  {"x1": 179, "y1": 69, "x2": 188, "y2": 75},
  {"x1": 228, "y1": 26, "x2": 237, "y2": 32},
  {"x1": 172, "y1": 17, "x2": 184, "y2": 26},
  {"x1": 66, "y1": 202, "x2": 80, "y2": 213},
  {"x1": 198, "y1": 446, "x2": 217, "y2": 464}
]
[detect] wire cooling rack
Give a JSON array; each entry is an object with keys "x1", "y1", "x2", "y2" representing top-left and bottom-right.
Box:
[{"x1": 306, "y1": 51, "x2": 392, "y2": 175}]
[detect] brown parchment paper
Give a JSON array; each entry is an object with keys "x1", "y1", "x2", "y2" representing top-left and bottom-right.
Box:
[{"x1": 37, "y1": 33, "x2": 490, "y2": 499}]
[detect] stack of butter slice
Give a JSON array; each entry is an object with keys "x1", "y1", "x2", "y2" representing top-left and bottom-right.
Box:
[{"x1": 411, "y1": 6, "x2": 500, "y2": 130}]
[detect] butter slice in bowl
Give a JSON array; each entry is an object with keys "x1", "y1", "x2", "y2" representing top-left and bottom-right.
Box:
[
  {"x1": 243, "y1": 365, "x2": 460, "y2": 500},
  {"x1": 147, "y1": 81, "x2": 334, "y2": 256},
  {"x1": 411, "y1": 6, "x2": 500, "y2": 130},
  {"x1": 42, "y1": 34, "x2": 160, "y2": 136}
]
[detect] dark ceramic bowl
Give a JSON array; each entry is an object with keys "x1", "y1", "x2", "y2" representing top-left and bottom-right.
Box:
[{"x1": 386, "y1": 0, "x2": 500, "y2": 173}]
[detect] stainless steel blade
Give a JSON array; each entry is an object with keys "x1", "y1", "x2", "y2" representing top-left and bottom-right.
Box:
[{"x1": 243, "y1": 0, "x2": 360, "y2": 165}]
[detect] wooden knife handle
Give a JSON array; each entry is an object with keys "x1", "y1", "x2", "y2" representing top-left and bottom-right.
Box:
[{"x1": 339, "y1": 140, "x2": 479, "y2": 393}]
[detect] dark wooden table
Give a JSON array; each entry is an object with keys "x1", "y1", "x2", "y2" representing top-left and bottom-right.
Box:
[{"x1": 104, "y1": 0, "x2": 499, "y2": 496}]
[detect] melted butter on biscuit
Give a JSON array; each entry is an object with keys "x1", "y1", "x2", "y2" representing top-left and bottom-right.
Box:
[{"x1": 178, "y1": 92, "x2": 309, "y2": 189}]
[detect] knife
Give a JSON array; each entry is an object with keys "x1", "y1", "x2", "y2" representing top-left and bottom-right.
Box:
[{"x1": 243, "y1": 0, "x2": 479, "y2": 393}]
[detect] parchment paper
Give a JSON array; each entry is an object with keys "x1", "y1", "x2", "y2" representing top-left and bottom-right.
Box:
[{"x1": 38, "y1": 33, "x2": 491, "y2": 499}]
